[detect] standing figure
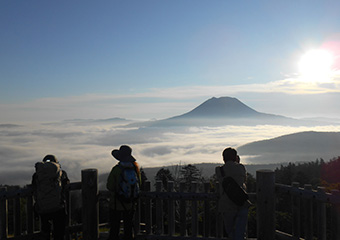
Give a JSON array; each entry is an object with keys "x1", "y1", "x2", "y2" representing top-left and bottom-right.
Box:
[
  {"x1": 32, "y1": 154, "x2": 69, "y2": 240},
  {"x1": 215, "y1": 147, "x2": 249, "y2": 240},
  {"x1": 107, "y1": 145, "x2": 141, "y2": 240}
]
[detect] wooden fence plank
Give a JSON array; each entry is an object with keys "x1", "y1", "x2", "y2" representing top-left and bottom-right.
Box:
[
  {"x1": 179, "y1": 182, "x2": 186, "y2": 237},
  {"x1": 191, "y1": 182, "x2": 198, "y2": 237},
  {"x1": 81, "y1": 168, "x2": 99, "y2": 240},
  {"x1": 203, "y1": 182, "x2": 210, "y2": 237},
  {"x1": 291, "y1": 182, "x2": 300, "y2": 239},
  {"x1": 14, "y1": 192, "x2": 21, "y2": 237},
  {"x1": 331, "y1": 190, "x2": 340, "y2": 240},
  {"x1": 144, "y1": 181, "x2": 152, "y2": 235},
  {"x1": 317, "y1": 187, "x2": 326, "y2": 240},
  {"x1": 155, "y1": 181, "x2": 163, "y2": 235},
  {"x1": 303, "y1": 184, "x2": 313, "y2": 240},
  {"x1": 26, "y1": 194, "x2": 34, "y2": 235},
  {"x1": 0, "y1": 187, "x2": 8, "y2": 239},
  {"x1": 168, "y1": 181, "x2": 175, "y2": 236},
  {"x1": 257, "y1": 170, "x2": 275, "y2": 240}
]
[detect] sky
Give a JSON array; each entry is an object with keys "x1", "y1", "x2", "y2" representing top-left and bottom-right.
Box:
[
  {"x1": 1, "y1": 1, "x2": 340, "y2": 185},
  {"x1": 1, "y1": 0, "x2": 340, "y2": 122}
]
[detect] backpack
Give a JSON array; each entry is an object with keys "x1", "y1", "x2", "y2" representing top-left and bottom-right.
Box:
[
  {"x1": 220, "y1": 166, "x2": 249, "y2": 206},
  {"x1": 34, "y1": 161, "x2": 63, "y2": 214},
  {"x1": 116, "y1": 162, "x2": 140, "y2": 203}
]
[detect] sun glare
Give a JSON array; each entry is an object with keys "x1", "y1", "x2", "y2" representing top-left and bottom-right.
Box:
[{"x1": 298, "y1": 49, "x2": 334, "y2": 83}]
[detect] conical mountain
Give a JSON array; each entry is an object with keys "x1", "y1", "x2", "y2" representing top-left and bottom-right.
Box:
[
  {"x1": 178, "y1": 97, "x2": 259, "y2": 118},
  {"x1": 150, "y1": 96, "x2": 297, "y2": 127},
  {"x1": 128, "y1": 96, "x2": 312, "y2": 127}
]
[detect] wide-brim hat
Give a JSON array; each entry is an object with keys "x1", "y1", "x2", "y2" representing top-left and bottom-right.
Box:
[{"x1": 111, "y1": 145, "x2": 136, "y2": 162}]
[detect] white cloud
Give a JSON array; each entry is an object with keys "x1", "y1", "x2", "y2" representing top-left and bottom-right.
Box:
[{"x1": 1, "y1": 121, "x2": 339, "y2": 186}]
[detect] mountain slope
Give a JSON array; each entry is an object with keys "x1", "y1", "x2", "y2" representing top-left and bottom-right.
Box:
[
  {"x1": 178, "y1": 97, "x2": 260, "y2": 118},
  {"x1": 238, "y1": 131, "x2": 340, "y2": 164},
  {"x1": 136, "y1": 96, "x2": 300, "y2": 127}
]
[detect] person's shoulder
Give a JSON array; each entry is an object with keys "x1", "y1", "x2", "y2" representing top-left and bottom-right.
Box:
[
  {"x1": 215, "y1": 165, "x2": 222, "y2": 171},
  {"x1": 111, "y1": 164, "x2": 121, "y2": 173},
  {"x1": 237, "y1": 163, "x2": 246, "y2": 173},
  {"x1": 238, "y1": 162, "x2": 246, "y2": 168}
]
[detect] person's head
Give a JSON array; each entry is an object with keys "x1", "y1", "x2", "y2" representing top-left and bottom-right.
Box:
[
  {"x1": 111, "y1": 145, "x2": 136, "y2": 162},
  {"x1": 42, "y1": 154, "x2": 58, "y2": 163},
  {"x1": 222, "y1": 147, "x2": 238, "y2": 162}
]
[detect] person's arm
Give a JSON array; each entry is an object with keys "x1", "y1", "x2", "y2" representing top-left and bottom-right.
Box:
[
  {"x1": 241, "y1": 164, "x2": 247, "y2": 190},
  {"x1": 61, "y1": 170, "x2": 70, "y2": 189},
  {"x1": 31, "y1": 173, "x2": 37, "y2": 199},
  {"x1": 215, "y1": 166, "x2": 223, "y2": 180},
  {"x1": 107, "y1": 166, "x2": 118, "y2": 192}
]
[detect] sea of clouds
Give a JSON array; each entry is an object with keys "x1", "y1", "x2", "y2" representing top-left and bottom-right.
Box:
[{"x1": 1, "y1": 121, "x2": 339, "y2": 186}]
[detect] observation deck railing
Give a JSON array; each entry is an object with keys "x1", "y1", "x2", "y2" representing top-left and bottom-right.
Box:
[{"x1": 1, "y1": 169, "x2": 340, "y2": 240}]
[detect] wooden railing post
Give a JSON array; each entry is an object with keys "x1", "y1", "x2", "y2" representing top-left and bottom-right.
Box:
[
  {"x1": 215, "y1": 182, "x2": 223, "y2": 238},
  {"x1": 317, "y1": 186, "x2": 326, "y2": 240},
  {"x1": 203, "y1": 182, "x2": 211, "y2": 237},
  {"x1": 144, "y1": 181, "x2": 152, "y2": 235},
  {"x1": 26, "y1": 192, "x2": 34, "y2": 236},
  {"x1": 65, "y1": 186, "x2": 72, "y2": 240},
  {"x1": 134, "y1": 194, "x2": 141, "y2": 235},
  {"x1": 81, "y1": 169, "x2": 98, "y2": 240},
  {"x1": 14, "y1": 187, "x2": 21, "y2": 237},
  {"x1": 0, "y1": 187, "x2": 8, "y2": 239},
  {"x1": 167, "y1": 181, "x2": 175, "y2": 236},
  {"x1": 155, "y1": 181, "x2": 163, "y2": 235},
  {"x1": 256, "y1": 170, "x2": 275, "y2": 240},
  {"x1": 179, "y1": 182, "x2": 186, "y2": 236},
  {"x1": 191, "y1": 181, "x2": 198, "y2": 237},
  {"x1": 291, "y1": 182, "x2": 301, "y2": 239},
  {"x1": 331, "y1": 189, "x2": 340, "y2": 240},
  {"x1": 304, "y1": 184, "x2": 313, "y2": 240}
]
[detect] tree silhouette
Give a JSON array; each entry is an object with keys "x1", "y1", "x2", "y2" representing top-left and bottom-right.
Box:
[
  {"x1": 179, "y1": 164, "x2": 203, "y2": 191},
  {"x1": 154, "y1": 168, "x2": 174, "y2": 191}
]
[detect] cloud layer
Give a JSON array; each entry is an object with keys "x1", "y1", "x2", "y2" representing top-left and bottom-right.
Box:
[{"x1": 1, "y1": 120, "x2": 339, "y2": 186}]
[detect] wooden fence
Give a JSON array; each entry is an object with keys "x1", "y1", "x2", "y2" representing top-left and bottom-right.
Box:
[{"x1": 1, "y1": 169, "x2": 340, "y2": 240}]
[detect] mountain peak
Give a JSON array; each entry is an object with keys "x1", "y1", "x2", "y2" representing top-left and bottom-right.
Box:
[{"x1": 181, "y1": 96, "x2": 259, "y2": 118}]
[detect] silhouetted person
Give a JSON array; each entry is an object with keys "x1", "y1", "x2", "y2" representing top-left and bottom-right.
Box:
[
  {"x1": 32, "y1": 154, "x2": 69, "y2": 240},
  {"x1": 215, "y1": 147, "x2": 249, "y2": 240},
  {"x1": 107, "y1": 145, "x2": 141, "y2": 240}
]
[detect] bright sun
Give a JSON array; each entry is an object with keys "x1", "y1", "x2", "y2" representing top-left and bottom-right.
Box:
[{"x1": 298, "y1": 49, "x2": 334, "y2": 83}]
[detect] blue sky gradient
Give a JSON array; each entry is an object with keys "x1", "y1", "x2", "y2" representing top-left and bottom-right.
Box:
[{"x1": 1, "y1": 0, "x2": 340, "y2": 121}]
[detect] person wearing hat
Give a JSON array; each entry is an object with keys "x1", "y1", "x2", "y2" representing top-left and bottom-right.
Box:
[
  {"x1": 32, "y1": 154, "x2": 69, "y2": 240},
  {"x1": 106, "y1": 145, "x2": 141, "y2": 240},
  {"x1": 215, "y1": 147, "x2": 249, "y2": 240}
]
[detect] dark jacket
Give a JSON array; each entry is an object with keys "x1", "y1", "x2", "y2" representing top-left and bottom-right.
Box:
[{"x1": 106, "y1": 161, "x2": 141, "y2": 211}]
